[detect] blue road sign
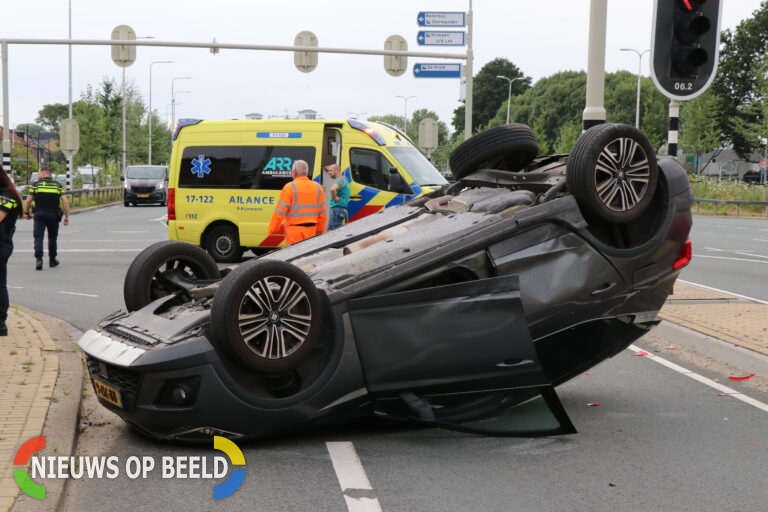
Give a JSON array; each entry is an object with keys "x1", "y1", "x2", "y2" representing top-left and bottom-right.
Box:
[
  {"x1": 416, "y1": 31, "x2": 466, "y2": 47},
  {"x1": 413, "y1": 63, "x2": 462, "y2": 78},
  {"x1": 417, "y1": 11, "x2": 466, "y2": 27}
]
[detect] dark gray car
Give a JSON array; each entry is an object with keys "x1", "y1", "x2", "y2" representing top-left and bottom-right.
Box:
[
  {"x1": 123, "y1": 165, "x2": 168, "y2": 206},
  {"x1": 78, "y1": 124, "x2": 693, "y2": 442}
]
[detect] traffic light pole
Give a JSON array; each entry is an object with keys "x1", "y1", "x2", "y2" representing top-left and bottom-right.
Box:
[
  {"x1": 668, "y1": 100, "x2": 680, "y2": 157},
  {"x1": 582, "y1": 0, "x2": 607, "y2": 130}
]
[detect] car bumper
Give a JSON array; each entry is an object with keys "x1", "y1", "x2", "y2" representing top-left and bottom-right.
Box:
[{"x1": 125, "y1": 190, "x2": 166, "y2": 203}]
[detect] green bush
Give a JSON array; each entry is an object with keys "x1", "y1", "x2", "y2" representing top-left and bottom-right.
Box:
[{"x1": 690, "y1": 176, "x2": 768, "y2": 216}]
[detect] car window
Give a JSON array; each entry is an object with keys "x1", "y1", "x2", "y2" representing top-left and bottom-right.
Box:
[
  {"x1": 350, "y1": 148, "x2": 395, "y2": 191},
  {"x1": 126, "y1": 166, "x2": 166, "y2": 179},
  {"x1": 387, "y1": 146, "x2": 448, "y2": 187}
]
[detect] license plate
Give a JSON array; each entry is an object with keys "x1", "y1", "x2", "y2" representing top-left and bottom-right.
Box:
[
  {"x1": 92, "y1": 379, "x2": 123, "y2": 408},
  {"x1": 138, "y1": 193, "x2": 149, "y2": 198}
]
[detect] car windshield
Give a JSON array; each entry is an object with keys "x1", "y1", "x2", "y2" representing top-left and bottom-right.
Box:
[
  {"x1": 386, "y1": 147, "x2": 448, "y2": 187},
  {"x1": 126, "y1": 166, "x2": 165, "y2": 179}
]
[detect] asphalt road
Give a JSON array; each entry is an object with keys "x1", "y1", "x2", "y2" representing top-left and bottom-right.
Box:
[
  {"x1": 683, "y1": 215, "x2": 768, "y2": 302},
  {"x1": 7, "y1": 207, "x2": 768, "y2": 511}
]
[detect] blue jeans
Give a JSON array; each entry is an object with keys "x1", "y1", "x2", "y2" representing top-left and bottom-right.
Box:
[{"x1": 329, "y1": 206, "x2": 348, "y2": 230}]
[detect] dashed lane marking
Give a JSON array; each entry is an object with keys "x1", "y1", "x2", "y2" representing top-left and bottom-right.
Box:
[
  {"x1": 693, "y1": 254, "x2": 768, "y2": 265},
  {"x1": 628, "y1": 345, "x2": 768, "y2": 414},
  {"x1": 327, "y1": 442, "x2": 383, "y2": 512},
  {"x1": 57, "y1": 291, "x2": 99, "y2": 298}
]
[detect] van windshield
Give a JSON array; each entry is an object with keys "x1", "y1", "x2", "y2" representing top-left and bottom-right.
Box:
[
  {"x1": 386, "y1": 147, "x2": 448, "y2": 187},
  {"x1": 126, "y1": 166, "x2": 165, "y2": 179}
]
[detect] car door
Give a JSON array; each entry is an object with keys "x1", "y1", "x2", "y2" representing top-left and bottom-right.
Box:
[
  {"x1": 346, "y1": 275, "x2": 576, "y2": 436},
  {"x1": 346, "y1": 148, "x2": 408, "y2": 222}
]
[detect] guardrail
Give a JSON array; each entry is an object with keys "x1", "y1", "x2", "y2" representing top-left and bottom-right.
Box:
[
  {"x1": 66, "y1": 186, "x2": 123, "y2": 208},
  {"x1": 693, "y1": 198, "x2": 768, "y2": 217}
]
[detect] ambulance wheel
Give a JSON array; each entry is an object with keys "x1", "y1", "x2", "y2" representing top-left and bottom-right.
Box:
[
  {"x1": 205, "y1": 224, "x2": 245, "y2": 263},
  {"x1": 449, "y1": 124, "x2": 539, "y2": 180},
  {"x1": 210, "y1": 260, "x2": 323, "y2": 373},
  {"x1": 123, "y1": 241, "x2": 221, "y2": 312},
  {"x1": 567, "y1": 123, "x2": 658, "y2": 224}
]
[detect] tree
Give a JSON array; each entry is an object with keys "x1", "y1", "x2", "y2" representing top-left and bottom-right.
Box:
[
  {"x1": 15, "y1": 123, "x2": 43, "y2": 137},
  {"x1": 730, "y1": 59, "x2": 768, "y2": 162},
  {"x1": 711, "y1": 1, "x2": 768, "y2": 156},
  {"x1": 35, "y1": 103, "x2": 68, "y2": 133},
  {"x1": 451, "y1": 58, "x2": 529, "y2": 134},
  {"x1": 679, "y1": 90, "x2": 721, "y2": 172},
  {"x1": 367, "y1": 114, "x2": 405, "y2": 131}
]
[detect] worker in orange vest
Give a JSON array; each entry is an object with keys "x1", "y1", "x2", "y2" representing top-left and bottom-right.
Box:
[{"x1": 267, "y1": 160, "x2": 327, "y2": 245}]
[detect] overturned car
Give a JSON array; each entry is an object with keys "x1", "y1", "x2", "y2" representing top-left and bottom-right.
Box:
[{"x1": 78, "y1": 123, "x2": 693, "y2": 442}]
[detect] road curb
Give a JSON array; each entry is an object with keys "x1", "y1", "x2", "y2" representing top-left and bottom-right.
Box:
[{"x1": 653, "y1": 320, "x2": 768, "y2": 378}]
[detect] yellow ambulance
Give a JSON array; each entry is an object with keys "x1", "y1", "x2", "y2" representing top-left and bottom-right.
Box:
[{"x1": 167, "y1": 118, "x2": 448, "y2": 261}]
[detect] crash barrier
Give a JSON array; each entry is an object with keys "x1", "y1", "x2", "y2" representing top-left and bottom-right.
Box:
[
  {"x1": 66, "y1": 187, "x2": 123, "y2": 208},
  {"x1": 693, "y1": 198, "x2": 768, "y2": 217}
]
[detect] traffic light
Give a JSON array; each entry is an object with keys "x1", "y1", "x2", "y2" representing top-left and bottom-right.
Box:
[{"x1": 651, "y1": 0, "x2": 722, "y2": 100}]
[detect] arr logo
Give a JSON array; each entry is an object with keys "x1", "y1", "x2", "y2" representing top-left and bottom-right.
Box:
[
  {"x1": 213, "y1": 436, "x2": 245, "y2": 499},
  {"x1": 14, "y1": 436, "x2": 46, "y2": 499},
  {"x1": 263, "y1": 157, "x2": 293, "y2": 172}
]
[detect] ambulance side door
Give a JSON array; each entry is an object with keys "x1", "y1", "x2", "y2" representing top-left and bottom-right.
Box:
[{"x1": 345, "y1": 148, "x2": 412, "y2": 222}]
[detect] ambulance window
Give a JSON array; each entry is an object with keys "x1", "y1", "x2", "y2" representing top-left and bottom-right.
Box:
[
  {"x1": 179, "y1": 146, "x2": 240, "y2": 188},
  {"x1": 242, "y1": 146, "x2": 317, "y2": 190},
  {"x1": 350, "y1": 148, "x2": 391, "y2": 190}
]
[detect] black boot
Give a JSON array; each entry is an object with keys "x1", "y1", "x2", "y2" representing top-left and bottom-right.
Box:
[
  {"x1": 35, "y1": 259, "x2": 43, "y2": 271},
  {"x1": 49, "y1": 258, "x2": 59, "y2": 268},
  {"x1": 0, "y1": 321, "x2": 7, "y2": 336}
]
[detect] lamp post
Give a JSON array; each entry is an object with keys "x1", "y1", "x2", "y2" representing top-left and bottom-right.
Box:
[
  {"x1": 395, "y1": 95, "x2": 416, "y2": 134},
  {"x1": 148, "y1": 61, "x2": 173, "y2": 164},
  {"x1": 496, "y1": 75, "x2": 524, "y2": 124},
  {"x1": 171, "y1": 76, "x2": 192, "y2": 131},
  {"x1": 66, "y1": 0, "x2": 73, "y2": 190},
  {"x1": 620, "y1": 48, "x2": 649, "y2": 129}
]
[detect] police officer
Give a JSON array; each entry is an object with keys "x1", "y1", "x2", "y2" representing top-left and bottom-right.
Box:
[
  {"x1": 23, "y1": 167, "x2": 70, "y2": 270},
  {"x1": 0, "y1": 164, "x2": 22, "y2": 336},
  {"x1": 267, "y1": 160, "x2": 327, "y2": 245}
]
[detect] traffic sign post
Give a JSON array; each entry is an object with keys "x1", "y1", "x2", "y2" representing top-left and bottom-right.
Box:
[
  {"x1": 413, "y1": 63, "x2": 462, "y2": 78},
  {"x1": 384, "y1": 35, "x2": 408, "y2": 77},
  {"x1": 417, "y1": 11, "x2": 466, "y2": 27},
  {"x1": 294, "y1": 31, "x2": 319, "y2": 73},
  {"x1": 110, "y1": 25, "x2": 136, "y2": 67},
  {"x1": 417, "y1": 31, "x2": 466, "y2": 46},
  {"x1": 60, "y1": 118, "x2": 80, "y2": 157},
  {"x1": 418, "y1": 118, "x2": 438, "y2": 158}
]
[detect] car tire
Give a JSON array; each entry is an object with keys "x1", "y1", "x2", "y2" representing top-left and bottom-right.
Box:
[
  {"x1": 205, "y1": 224, "x2": 244, "y2": 263},
  {"x1": 123, "y1": 241, "x2": 220, "y2": 312},
  {"x1": 449, "y1": 124, "x2": 540, "y2": 180},
  {"x1": 124, "y1": 201, "x2": 129, "y2": 207},
  {"x1": 210, "y1": 259, "x2": 323, "y2": 373},
  {"x1": 567, "y1": 124, "x2": 658, "y2": 224}
]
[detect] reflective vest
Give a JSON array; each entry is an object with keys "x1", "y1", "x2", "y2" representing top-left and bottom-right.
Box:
[
  {"x1": 267, "y1": 176, "x2": 327, "y2": 235},
  {"x1": 28, "y1": 178, "x2": 64, "y2": 211}
]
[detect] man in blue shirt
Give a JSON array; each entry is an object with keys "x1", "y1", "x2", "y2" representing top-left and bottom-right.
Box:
[{"x1": 327, "y1": 164, "x2": 350, "y2": 230}]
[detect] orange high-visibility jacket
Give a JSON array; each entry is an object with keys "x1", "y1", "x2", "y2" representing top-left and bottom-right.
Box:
[{"x1": 267, "y1": 176, "x2": 327, "y2": 245}]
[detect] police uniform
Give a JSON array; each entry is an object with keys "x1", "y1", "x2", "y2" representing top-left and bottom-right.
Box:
[
  {"x1": 267, "y1": 176, "x2": 327, "y2": 245},
  {"x1": 0, "y1": 188, "x2": 19, "y2": 334},
  {"x1": 27, "y1": 177, "x2": 65, "y2": 267}
]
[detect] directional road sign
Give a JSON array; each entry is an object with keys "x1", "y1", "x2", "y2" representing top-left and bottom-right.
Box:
[
  {"x1": 417, "y1": 12, "x2": 466, "y2": 27},
  {"x1": 416, "y1": 31, "x2": 465, "y2": 47},
  {"x1": 413, "y1": 63, "x2": 462, "y2": 78}
]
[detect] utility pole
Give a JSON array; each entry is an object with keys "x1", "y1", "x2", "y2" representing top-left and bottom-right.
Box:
[
  {"x1": 148, "y1": 60, "x2": 172, "y2": 165},
  {"x1": 582, "y1": 0, "x2": 607, "y2": 130}
]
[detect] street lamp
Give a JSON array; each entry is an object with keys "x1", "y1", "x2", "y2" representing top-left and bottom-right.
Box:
[
  {"x1": 496, "y1": 75, "x2": 525, "y2": 125},
  {"x1": 395, "y1": 95, "x2": 416, "y2": 133},
  {"x1": 148, "y1": 61, "x2": 173, "y2": 164},
  {"x1": 171, "y1": 77, "x2": 192, "y2": 131},
  {"x1": 620, "y1": 48, "x2": 649, "y2": 129}
]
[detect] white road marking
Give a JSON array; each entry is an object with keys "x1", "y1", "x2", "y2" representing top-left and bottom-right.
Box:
[
  {"x1": 705, "y1": 247, "x2": 753, "y2": 253},
  {"x1": 149, "y1": 214, "x2": 167, "y2": 222},
  {"x1": 693, "y1": 254, "x2": 768, "y2": 265},
  {"x1": 754, "y1": 238, "x2": 768, "y2": 242},
  {"x1": 735, "y1": 252, "x2": 768, "y2": 260},
  {"x1": 57, "y1": 291, "x2": 99, "y2": 298},
  {"x1": 678, "y1": 279, "x2": 768, "y2": 305},
  {"x1": 8, "y1": 286, "x2": 24, "y2": 289},
  {"x1": 628, "y1": 345, "x2": 768, "y2": 414},
  {"x1": 326, "y1": 442, "x2": 383, "y2": 512},
  {"x1": 13, "y1": 249, "x2": 143, "y2": 253},
  {"x1": 108, "y1": 230, "x2": 148, "y2": 233}
]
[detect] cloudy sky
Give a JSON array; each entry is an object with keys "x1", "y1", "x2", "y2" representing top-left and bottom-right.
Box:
[{"x1": 1, "y1": 0, "x2": 763, "y2": 132}]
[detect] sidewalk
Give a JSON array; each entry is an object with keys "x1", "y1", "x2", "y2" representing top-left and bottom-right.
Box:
[{"x1": 0, "y1": 307, "x2": 59, "y2": 511}]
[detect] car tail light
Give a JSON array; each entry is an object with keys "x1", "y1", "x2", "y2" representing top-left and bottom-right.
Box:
[
  {"x1": 673, "y1": 238, "x2": 692, "y2": 270},
  {"x1": 168, "y1": 188, "x2": 176, "y2": 220}
]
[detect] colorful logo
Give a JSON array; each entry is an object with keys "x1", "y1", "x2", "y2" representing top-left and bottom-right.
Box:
[
  {"x1": 191, "y1": 155, "x2": 212, "y2": 178},
  {"x1": 14, "y1": 436, "x2": 46, "y2": 499},
  {"x1": 213, "y1": 436, "x2": 245, "y2": 499}
]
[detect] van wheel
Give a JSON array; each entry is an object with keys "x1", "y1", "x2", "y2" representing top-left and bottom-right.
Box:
[
  {"x1": 210, "y1": 260, "x2": 323, "y2": 373},
  {"x1": 206, "y1": 224, "x2": 245, "y2": 263},
  {"x1": 123, "y1": 241, "x2": 220, "y2": 312}
]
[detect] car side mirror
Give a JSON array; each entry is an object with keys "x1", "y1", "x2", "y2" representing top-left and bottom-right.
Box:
[{"x1": 388, "y1": 168, "x2": 413, "y2": 195}]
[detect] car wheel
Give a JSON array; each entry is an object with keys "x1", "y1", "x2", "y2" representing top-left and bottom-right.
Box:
[
  {"x1": 123, "y1": 241, "x2": 220, "y2": 312},
  {"x1": 210, "y1": 260, "x2": 323, "y2": 373},
  {"x1": 124, "y1": 201, "x2": 129, "y2": 207},
  {"x1": 449, "y1": 123, "x2": 540, "y2": 180},
  {"x1": 567, "y1": 124, "x2": 658, "y2": 224},
  {"x1": 205, "y1": 225, "x2": 244, "y2": 263}
]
